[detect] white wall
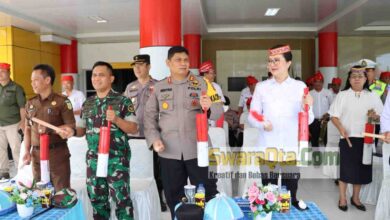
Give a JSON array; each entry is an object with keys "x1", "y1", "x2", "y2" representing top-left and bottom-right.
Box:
[
  {"x1": 78, "y1": 42, "x2": 140, "y2": 70},
  {"x1": 333, "y1": 36, "x2": 390, "y2": 88}
]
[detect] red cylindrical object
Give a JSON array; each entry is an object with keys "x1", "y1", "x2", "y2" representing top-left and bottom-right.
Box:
[
  {"x1": 98, "y1": 127, "x2": 110, "y2": 154},
  {"x1": 364, "y1": 123, "x2": 375, "y2": 144},
  {"x1": 196, "y1": 113, "x2": 208, "y2": 142},
  {"x1": 140, "y1": 0, "x2": 181, "y2": 47},
  {"x1": 298, "y1": 112, "x2": 309, "y2": 142},
  {"x1": 60, "y1": 40, "x2": 78, "y2": 73},
  {"x1": 184, "y1": 34, "x2": 201, "y2": 69},
  {"x1": 40, "y1": 134, "x2": 49, "y2": 160},
  {"x1": 299, "y1": 87, "x2": 310, "y2": 142},
  {"x1": 98, "y1": 106, "x2": 112, "y2": 154}
]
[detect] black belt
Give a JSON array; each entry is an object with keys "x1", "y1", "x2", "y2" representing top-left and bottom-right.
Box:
[
  {"x1": 128, "y1": 136, "x2": 145, "y2": 140},
  {"x1": 33, "y1": 142, "x2": 66, "y2": 150}
]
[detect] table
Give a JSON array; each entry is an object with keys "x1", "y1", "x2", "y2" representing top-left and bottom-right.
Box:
[
  {"x1": 0, "y1": 200, "x2": 85, "y2": 220},
  {"x1": 235, "y1": 198, "x2": 328, "y2": 220}
]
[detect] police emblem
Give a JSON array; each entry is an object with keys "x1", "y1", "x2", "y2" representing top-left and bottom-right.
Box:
[
  {"x1": 361, "y1": 60, "x2": 367, "y2": 67},
  {"x1": 162, "y1": 102, "x2": 169, "y2": 110}
]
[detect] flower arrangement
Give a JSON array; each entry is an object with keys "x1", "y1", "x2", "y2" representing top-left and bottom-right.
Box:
[
  {"x1": 246, "y1": 182, "x2": 281, "y2": 218},
  {"x1": 9, "y1": 179, "x2": 41, "y2": 207}
]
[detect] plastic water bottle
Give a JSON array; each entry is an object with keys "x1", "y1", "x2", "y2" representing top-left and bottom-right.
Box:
[
  {"x1": 195, "y1": 183, "x2": 206, "y2": 208},
  {"x1": 47, "y1": 182, "x2": 55, "y2": 195},
  {"x1": 42, "y1": 182, "x2": 55, "y2": 208},
  {"x1": 280, "y1": 185, "x2": 291, "y2": 213}
]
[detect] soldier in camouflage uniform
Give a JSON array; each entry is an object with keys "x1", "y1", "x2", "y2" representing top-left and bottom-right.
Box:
[{"x1": 76, "y1": 61, "x2": 138, "y2": 220}]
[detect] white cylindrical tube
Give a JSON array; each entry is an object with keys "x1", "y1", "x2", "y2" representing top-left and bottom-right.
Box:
[
  {"x1": 96, "y1": 153, "x2": 109, "y2": 177},
  {"x1": 40, "y1": 160, "x2": 50, "y2": 183},
  {"x1": 362, "y1": 144, "x2": 373, "y2": 165},
  {"x1": 197, "y1": 141, "x2": 209, "y2": 167}
]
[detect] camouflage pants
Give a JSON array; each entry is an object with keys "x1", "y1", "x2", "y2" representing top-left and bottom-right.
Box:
[{"x1": 86, "y1": 150, "x2": 134, "y2": 220}]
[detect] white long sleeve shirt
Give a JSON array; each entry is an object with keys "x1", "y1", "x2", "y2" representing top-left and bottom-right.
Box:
[
  {"x1": 62, "y1": 89, "x2": 86, "y2": 123},
  {"x1": 328, "y1": 88, "x2": 383, "y2": 138},
  {"x1": 310, "y1": 88, "x2": 333, "y2": 119},
  {"x1": 248, "y1": 77, "x2": 314, "y2": 157},
  {"x1": 380, "y1": 93, "x2": 390, "y2": 133},
  {"x1": 238, "y1": 87, "x2": 252, "y2": 112}
]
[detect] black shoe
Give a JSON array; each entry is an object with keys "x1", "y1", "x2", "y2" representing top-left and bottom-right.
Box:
[
  {"x1": 338, "y1": 200, "x2": 348, "y2": 212},
  {"x1": 292, "y1": 201, "x2": 309, "y2": 211},
  {"x1": 334, "y1": 179, "x2": 339, "y2": 186},
  {"x1": 350, "y1": 198, "x2": 366, "y2": 211}
]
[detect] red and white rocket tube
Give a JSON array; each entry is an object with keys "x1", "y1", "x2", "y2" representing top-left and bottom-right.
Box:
[
  {"x1": 96, "y1": 106, "x2": 112, "y2": 177},
  {"x1": 197, "y1": 91, "x2": 209, "y2": 167},
  {"x1": 298, "y1": 88, "x2": 309, "y2": 163},
  {"x1": 363, "y1": 123, "x2": 375, "y2": 165},
  {"x1": 40, "y1": 134, "x2": 50, "y2": 183}
]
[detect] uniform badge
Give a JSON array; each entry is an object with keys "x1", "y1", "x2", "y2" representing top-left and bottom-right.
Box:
[
  {"x1": 128, "y1": 104, "x2": 135, "y2": 113},
  {"x1": 191, "y1": 80, "x2": 199, "y2": 88},
  {"x1": 162, "y1": 102, "x2": 169, "y2": 110},
  {"x1": 65, "y1": 100, "x2": 73, "y2": 110},
  {"x1": 191, "y1": 99, "x2": 198, "y2": 107},
  {"x1": 131, "y1": 85, "x2": 137, "y2": 89},
  {"x1": 189, "y1": 92, "x2": 199, "y2": 98},
  {"x1": 51, "y1": 101, "x2": 57, "y2": 106},
  {"x1": 161, "y1": 93, "x2": 170, "y2": 100}
]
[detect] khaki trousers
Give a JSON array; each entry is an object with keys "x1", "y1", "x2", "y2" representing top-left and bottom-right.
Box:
[{"x1": 0, "y1": 122, "x2": 21, "y2": 173}]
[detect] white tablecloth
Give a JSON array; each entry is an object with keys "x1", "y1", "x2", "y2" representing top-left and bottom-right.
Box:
[{"x1": 375, "y1": 178, "x2": 390, "y2": 220}]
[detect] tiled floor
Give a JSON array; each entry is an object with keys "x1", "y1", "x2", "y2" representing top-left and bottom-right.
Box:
[
  {"x1": 160, "y1": 178, "x2": 377, "y2": 220},
  {"x1": 8, "y1": 161, "x2": 378, "y2": 220}
]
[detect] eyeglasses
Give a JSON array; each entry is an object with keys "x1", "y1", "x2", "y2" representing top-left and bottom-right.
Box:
[
  {"x1": 267, "y1": 58, "x2": 282, "y2": 65},
  {"x1": 350, "y1": 74, "x2": 365, "y2": 79}
]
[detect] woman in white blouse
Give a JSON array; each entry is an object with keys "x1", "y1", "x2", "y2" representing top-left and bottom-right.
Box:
[
  {"x1": 248, "y1": 44, "x2": 314, "y2": 210},
  {"x1": 329, "y1": 66, "x2": 383, "y2": 212}
]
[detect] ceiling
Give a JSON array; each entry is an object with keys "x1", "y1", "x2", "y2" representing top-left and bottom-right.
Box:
[{"x1": 0, "y1": 0, "x2": 389, "y2": 44}]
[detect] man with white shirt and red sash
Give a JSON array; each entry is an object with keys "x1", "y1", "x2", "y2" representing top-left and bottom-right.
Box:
[{"x1": 309, "y1": 72, "x2": 333, "y2": 147}]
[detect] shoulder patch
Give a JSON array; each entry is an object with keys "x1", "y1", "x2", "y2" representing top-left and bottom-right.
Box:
[
  {"x1": 65, "y1": 99, "x2": 73, "y2": 110},
  {"x1": 128, "y1": 104, "x2": 135, "y2": 113}
]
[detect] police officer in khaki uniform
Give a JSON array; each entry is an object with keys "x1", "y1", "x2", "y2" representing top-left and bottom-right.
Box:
[
  {"x1": 123, "y1": 54, "x2": 168, "y2": 211},
  {"x1": 144, "y1": 46, "x2": 223, "y2": 219},
  {"x1": 23, "y1": 64, "x2": 75, "y2": 192},
  {"x1": 0, "y1": 63, "x2": 26, "y2": 179},
  {"x1": 124, "y1": 55, "x2": 156, "y2": 137}
]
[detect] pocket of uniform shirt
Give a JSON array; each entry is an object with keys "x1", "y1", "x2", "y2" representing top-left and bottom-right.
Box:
[
  {"x1": 5, "y1": 90, "x2": 15, "y2": 97},
  {"x1": 159, "y1": 91, "x2": 174, "y2": 111},
  {"x1": 49, "y1": 109, "x2": 61, "y2": 119},
  {"x1": 159, "y1": 99, "x2": 173, "y2": 111}
]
